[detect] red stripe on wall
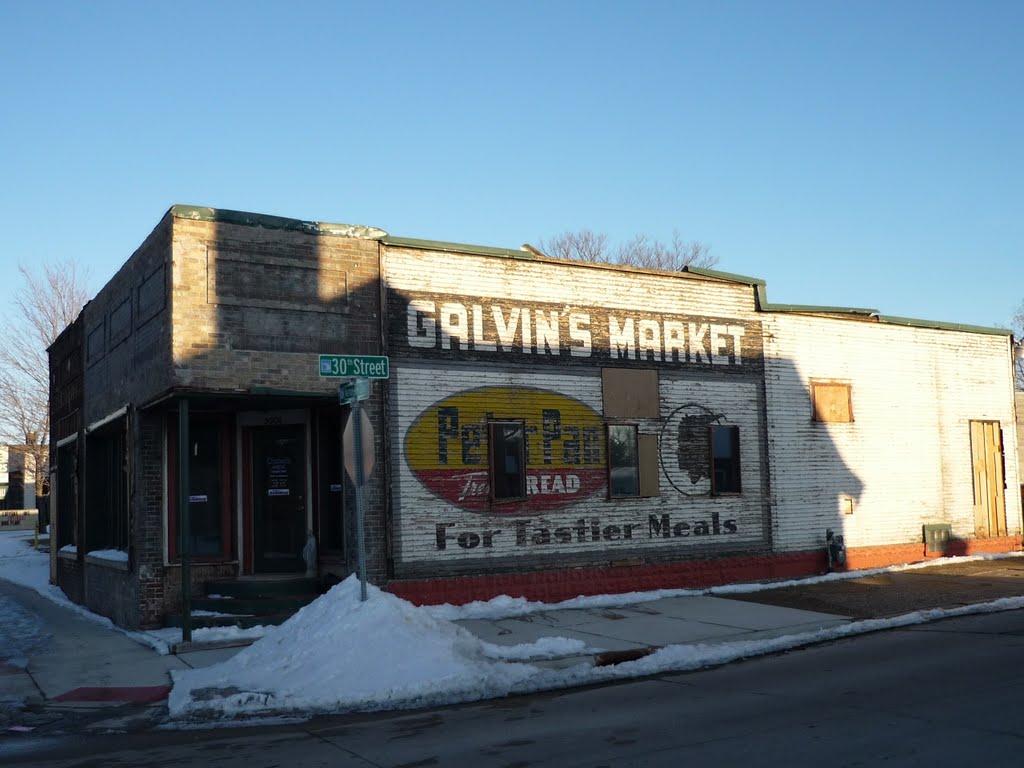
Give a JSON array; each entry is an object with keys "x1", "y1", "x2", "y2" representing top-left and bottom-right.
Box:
[{"x1": 387, "y1": 537, "x2": 1023, "y2": 606}]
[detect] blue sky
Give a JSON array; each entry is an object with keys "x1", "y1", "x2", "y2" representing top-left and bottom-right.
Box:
[{"x1": 2, "y1": 1, "x2": 1021, "y2": 328}]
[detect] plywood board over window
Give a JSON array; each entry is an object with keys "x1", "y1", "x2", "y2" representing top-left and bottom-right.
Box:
[
  {"x1": 638, "y1": 434, "x2": 660, "y2": 497},
  {"x1": 602, "y1": 368, "x2": 659, "y2": 418},
  {"x1": 811, "y1": 381, "x2": 853, "y2": 423}
]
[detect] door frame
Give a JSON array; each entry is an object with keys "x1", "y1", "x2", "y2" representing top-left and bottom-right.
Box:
[{"x1": 237, "y1": 409, "x2": 313, "y2": 574}]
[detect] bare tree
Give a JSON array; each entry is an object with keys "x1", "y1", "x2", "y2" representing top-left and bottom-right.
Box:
[
  {"x1": 1013, "y1": 302, "x2": 1024, "y2": 389},
  {"x1": 540, "y1": 230, "x2": 610, "y2": 263},
  {"x1": 0, "y1": 260, "x2": 90, "y2": 498},
  {"x1": 537, "y1": 228, "x2": 718, "y2": 271}
]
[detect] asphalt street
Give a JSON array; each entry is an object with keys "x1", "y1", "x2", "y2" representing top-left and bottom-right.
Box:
[{"x1": 7, "y1": 607, "x2": 1024, "y2": 767}]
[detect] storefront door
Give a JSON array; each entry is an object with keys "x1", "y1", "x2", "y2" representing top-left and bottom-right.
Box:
[{"x1": 250, "y1": 424, "x2": 307, "y2": 573}]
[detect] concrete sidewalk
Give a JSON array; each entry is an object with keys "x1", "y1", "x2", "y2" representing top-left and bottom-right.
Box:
[
  {"x1": 455, "y1": 595, "x2": 847, "y2": 666},
  {"x1": 0, "y1": 580, "x2": 236, "y2": 732}
]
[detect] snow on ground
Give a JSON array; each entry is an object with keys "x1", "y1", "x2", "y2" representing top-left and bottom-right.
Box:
[
  {"x1": 5, "y1": 528, "x2": 1024, "y2": 723},
  {"x1": 168, "y1": 570, "x2": 1024, "y2": 721},
  {"x1": 0, "y1": 532, "x2": 273, "y2": 654}
]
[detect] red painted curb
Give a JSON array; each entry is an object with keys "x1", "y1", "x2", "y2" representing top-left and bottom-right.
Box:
[{"x1": 52, "y1": 685, "x2": 171, "y2": 703}]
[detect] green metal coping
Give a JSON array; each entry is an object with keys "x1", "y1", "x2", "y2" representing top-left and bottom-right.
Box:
[
  {"x1": 755, "y1": 284, "x2": 879, "y2": 316},
  {"x1": 681, "y1": 265, "x2": 766, "y2": 286},
  {"x1": 381, "y1": 235, "x2": 536, "y2": 260},
  {"x1": 754, "y1": 285, "x2": 1010, "y2": 336},
  {"x1": 171, "y1": 205, "x2": 387, "y2": 239},
  {"x1": 871, "y1": 314, "x2": 1011, "y2": 337}
]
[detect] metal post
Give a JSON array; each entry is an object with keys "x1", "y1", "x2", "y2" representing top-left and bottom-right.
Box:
[
  {"x1": 178, "y1": 399, "x2": 191, "y2": 643},
  {"x1": 352, "y1": 400, "x2": 368, "y2": 601}
]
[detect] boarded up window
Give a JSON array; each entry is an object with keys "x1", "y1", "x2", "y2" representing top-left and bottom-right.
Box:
[
  {"x1": 109, "y1": 298, "x2": 132, "y2": 348},
  {"x1": 811, "y1": 381, "x2": 853, "y2": 423},
  {"x1": 137, "y1": 264, "x2": 166, "y2": 326},
  {"x1": 86, "y1": 322, "x2": 105, "y2": 366},
  {"x1": 638, "y1": 434, "x2": 660, "y2": 497},
  {"x1": 602, "y1": 368, "x2": 659, "y2": 418}
]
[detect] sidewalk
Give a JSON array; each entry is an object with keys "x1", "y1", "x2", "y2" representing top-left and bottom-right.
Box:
[
  {"x1": 0, "y1": 579, "x2": 237, "y2": 732},
  {"x1": 3, "y1": 552, "x2": 1024, "y2": 731}
]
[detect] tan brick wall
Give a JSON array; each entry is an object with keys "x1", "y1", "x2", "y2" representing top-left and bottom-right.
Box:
[
  {"x1": 83, "y1": 212, "x2": 173, "y2": 422},
  {"x1": 170, "y1": 217, "x2": 382, "y2": 393}
]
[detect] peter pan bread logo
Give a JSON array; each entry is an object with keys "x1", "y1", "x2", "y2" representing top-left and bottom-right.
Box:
[{"x1": 404, "y1": 387, "x2": 606, "y2": 513}]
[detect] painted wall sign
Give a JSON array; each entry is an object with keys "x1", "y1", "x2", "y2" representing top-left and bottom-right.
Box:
[
  {"x1": 434, "y1": 511, "x2": 739, "y2": 551},
  {"x1": 390, "y1": 290, "x2": 763, "y2": 371},
  {"x1": 404, "y1": 386, "x2": 606, "y2": 513}
]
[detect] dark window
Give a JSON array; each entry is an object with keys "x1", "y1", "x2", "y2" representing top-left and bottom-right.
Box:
[
  {"x1": 316, "y1": 408, "x2": 345, "y2": 552},
  {"x1": 183, "y1": 420, "x2": 225, "y2": 556},
  {"x1": 608, "y1": 424, "x2": 639, "y2": 497},
  {"x1": 55, "y1": 441, "x2": 77, "y2": 549},
  {"x1": 85, "y1": 421, "x2": 128, "y2": 552},
  {"x1": 489, "y1": 422, "x2": 526, "y2": 501},
  {"x1": 710, "y1": 425, "x2": 741, "y2": 494},
  {"x1": 167, "y1": 414, "x2": 233, "y2": 561}
]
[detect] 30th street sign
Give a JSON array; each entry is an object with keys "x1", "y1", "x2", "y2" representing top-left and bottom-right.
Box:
[
  {"x1": 317, "y1": 353, "x2": 389, "y2": 603},
  {"x1": 318, "y1": 354, "x2": 390, "y2": 379}
]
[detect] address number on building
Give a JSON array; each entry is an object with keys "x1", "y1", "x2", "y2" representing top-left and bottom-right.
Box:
[{"x1": 318, "y1": 355, "x2": 390, "y2": 379}]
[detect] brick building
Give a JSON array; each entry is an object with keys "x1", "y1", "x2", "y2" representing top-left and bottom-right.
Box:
[{"x1": 48, "y1": 206, "x2": 1023, "y2": 629}]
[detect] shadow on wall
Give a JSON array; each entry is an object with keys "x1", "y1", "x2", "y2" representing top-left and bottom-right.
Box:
[
  {"x1": 165, "y1": 217, "x2": 388, "y2": 584},
  {"x1": 768, "y1": 357, "x2": 864, "y2": 561}
]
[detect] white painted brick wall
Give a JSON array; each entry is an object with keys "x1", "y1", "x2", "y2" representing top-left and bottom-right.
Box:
[
  {"x1": 384, "y1": 249, "x2": 760, "y2": 319},
  {"x1": 384, "y1": 248, "x2": 770, "y2": 576},
  {"x1": 764, "y1": 314, "x2": 1021, "y2": 552}
]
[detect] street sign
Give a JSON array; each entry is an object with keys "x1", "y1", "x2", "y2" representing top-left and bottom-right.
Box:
[
  {"x1": 338, "y1": 378, "x2": 371, "y2": 405},
  {"x1": 319, "y1": 354, "x2": 389, "y2": 379}
]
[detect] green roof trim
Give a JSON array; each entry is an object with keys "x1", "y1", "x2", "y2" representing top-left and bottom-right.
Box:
[
  {"x1": 872, "y1": 315, "x2": 1011, "y2": 337},
  {"x1": 682, "y1": 265, "x2": 766, "y2": 286},
  {"x1": 381, "y1": 235, "x2": 535, "y2": 260},
  {"x1": 754, "y1": 285, "x2": 1009, "y2": 336},
  {"x1": 755, "y1": 285, "x2": 878, "y2": 315},
  {"x1": 171, "y1": 205, "x2": 387, "y2": 239}
]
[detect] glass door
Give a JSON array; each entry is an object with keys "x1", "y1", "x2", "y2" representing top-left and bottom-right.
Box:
[{"x1": 251, "y1": 424, "x2": 307, "y2": 573}]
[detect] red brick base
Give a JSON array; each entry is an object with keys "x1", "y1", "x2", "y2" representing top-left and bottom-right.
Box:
[{"x1": 387, "y1": 536, "x2": 1024, "y2": 606}]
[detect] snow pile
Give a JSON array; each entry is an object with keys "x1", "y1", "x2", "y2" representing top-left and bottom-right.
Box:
[
  {"x1": 0, "y1": 532, "x2": 64, "y2": 602},
  {"x1": 168, "y1": 576, "x2": 543, "y2": 718}
]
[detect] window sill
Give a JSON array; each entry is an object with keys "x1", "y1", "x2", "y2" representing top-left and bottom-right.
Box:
[
  {"x1": 85, "y1": 552, "x2": 130, "y2": 571},
  {"x1": 165, "y1": 558, "x2": 239, "y2": 568}
]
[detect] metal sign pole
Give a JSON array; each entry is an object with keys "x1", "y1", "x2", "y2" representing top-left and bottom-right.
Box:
[
  {"x1": 352, "y1": 397, "x2": 368, "y2": 601},
  {"x1": 178, "y1": 398, "x2": 191, "y2": 643}
]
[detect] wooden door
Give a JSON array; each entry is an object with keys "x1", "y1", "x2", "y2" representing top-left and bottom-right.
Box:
[{"x1": 970, "y1": 420, "x2": 1006, "y2": 537}]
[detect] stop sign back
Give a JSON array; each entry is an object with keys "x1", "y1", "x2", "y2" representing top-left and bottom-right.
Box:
[{"x1": 343, "y1": 407, "x2": 375, "y2": 482}]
